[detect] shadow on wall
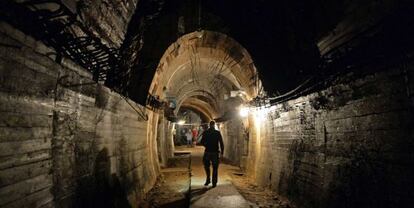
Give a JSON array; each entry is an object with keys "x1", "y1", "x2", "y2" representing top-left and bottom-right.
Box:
[{"x1": 74, "y1": 148, "x2": 132, "y2": 208}]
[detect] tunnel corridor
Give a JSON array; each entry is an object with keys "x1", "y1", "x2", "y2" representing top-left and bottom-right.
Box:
[{"x1": 1, "y1": 0, "x2": 414, "y2": 208}]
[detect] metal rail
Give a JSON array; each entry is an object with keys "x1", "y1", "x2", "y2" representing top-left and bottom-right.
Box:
[{"x1": 0, "y1": 0, "x2": 121, "y2": 86}]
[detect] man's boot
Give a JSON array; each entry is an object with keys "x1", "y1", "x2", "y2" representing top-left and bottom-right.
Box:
[{"x1": 204, "y1": 179, "x2": 210, "y2": 186}]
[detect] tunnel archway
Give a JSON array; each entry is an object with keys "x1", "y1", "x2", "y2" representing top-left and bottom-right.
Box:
[
  {"x1": 150, "y1": 30, "x2": 262, "y2": 166},
  {"x1": 150, "y1": 30, "x2": 261, "y2": 112}
]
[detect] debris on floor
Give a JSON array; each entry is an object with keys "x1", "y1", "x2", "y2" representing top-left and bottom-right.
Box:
[
  {"x1": 143, "y1": 152, "x2": 191, "y2": 208},
  {"x1": 231, "y1": 174, "x2": 295, "y2": 208}
]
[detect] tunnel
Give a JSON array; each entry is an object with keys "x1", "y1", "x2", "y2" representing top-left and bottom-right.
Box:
[{"x1": 0, "y1": 0, "x2": 413, "y2": 208}]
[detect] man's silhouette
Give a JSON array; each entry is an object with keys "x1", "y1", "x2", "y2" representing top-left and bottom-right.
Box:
[{"x1": 200, "y1": 121, "x2": 224, "y2": 187}]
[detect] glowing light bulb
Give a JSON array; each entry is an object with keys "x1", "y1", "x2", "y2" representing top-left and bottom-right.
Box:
[
  {"x1": 239, "y1": 106, "x2": 249, "y2": 117},
  {"x1": 177, "y1": 120, "x2": 185, "y2": 125}
]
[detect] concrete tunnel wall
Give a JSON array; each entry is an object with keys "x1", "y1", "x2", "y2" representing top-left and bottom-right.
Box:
[
  {"x1": 242, "y1": 66, "x2": 414, "y2": 207},
  {"x1": 0, "y1": 23, "x2": 160, "y2": 207}
]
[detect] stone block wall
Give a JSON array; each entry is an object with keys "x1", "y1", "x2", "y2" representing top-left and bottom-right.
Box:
[
  {"x1": 0, "y1": 22, "x2": 159, "y2": 207},
  {"x1": 247, "y1": 66, "x2": 414, "y2": 207}
]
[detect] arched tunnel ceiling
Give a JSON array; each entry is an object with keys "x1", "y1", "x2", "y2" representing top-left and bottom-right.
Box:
[
  {"x1": 151, "y1": 30, "x2": 260, "y2": 97},
  {"x1": 175, "y1": 90, "x2": 219, "y2": 113},
  {"x1": 121, "y1": 0, "x2": 412, "y2": 105},
  {"x1": 166, "y1": 58, "x2": 241, "y2": 92},
  {"x1": 180, "y1": 97, "x2": 216, "y2": 121},
  {"x1": 149, "y1": 30, "x2": 259, "y2": 117}
]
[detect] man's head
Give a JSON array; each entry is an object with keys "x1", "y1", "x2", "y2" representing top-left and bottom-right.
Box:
[{"x1": 209, "y1": 121, "x2": 215, "y2": 129}]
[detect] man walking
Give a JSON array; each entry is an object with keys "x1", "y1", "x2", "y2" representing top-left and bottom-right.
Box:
[{"x1": 200, "y1": 121, "x2": 224, "y2": 188}]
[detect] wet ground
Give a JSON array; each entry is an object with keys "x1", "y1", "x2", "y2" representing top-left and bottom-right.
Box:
[{"x1": 144, "y1": 146, "x2": 294, "y2": 208}]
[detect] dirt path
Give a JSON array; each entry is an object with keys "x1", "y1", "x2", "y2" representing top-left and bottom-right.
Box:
[{"x1": 145, "y1": 146, "x2": 294, "y2": 208}]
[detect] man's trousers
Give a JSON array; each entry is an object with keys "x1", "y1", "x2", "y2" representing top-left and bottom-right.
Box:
[{"x1": 203, "y1": 152, "x2": 219, "y2": 184}]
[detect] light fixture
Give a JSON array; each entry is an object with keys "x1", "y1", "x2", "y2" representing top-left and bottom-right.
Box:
[
  {"x1": 239, "y1": 106, "x2": 249, "y2": 117},
  {"x1": 177, "y1": 120, "x2": 185, "y2": 125}
]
